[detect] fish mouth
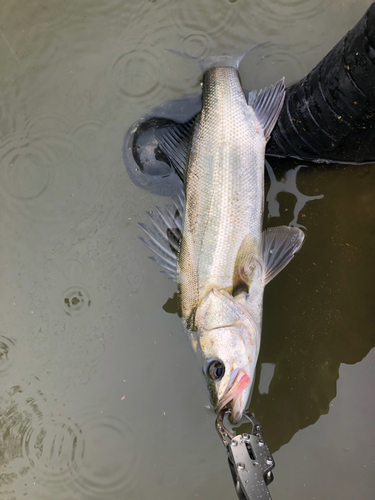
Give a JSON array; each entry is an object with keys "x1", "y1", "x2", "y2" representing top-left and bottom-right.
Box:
[{"x1": 216, "y1": 368, "x2": 251, "y2": 423}]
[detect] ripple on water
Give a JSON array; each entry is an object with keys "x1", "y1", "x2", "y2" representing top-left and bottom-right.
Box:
[
  {"x1": 18, "y1": 262, "x2": 104, "y2": 391},
  {"x1": 111, "y1": 47, "x2": 167, "y2": 106},
  {"x1": 66, "y1": 0, "x2": 124, "y2": 15},
  {"x1": 261, "y1": 46, "x2": 307, "y2": 84},
  {"x1": 23, "y1": 108, "x2": 72, "y2": 135},
  {"x1": 0, "y1": 1, "x2": 73, "y2": 58},
  {"x1": 63, "y1": 0, "x2": 158, "y2": 42},
  {"x1": 181, "y1": 32, "x2": 213, "y2": 59},
  {"x1": 71, "y1": 120, "x2": 105, "y2": 162},
  {"x1": 169, "y1": 0, "x2": 239, "y2": 37},
  {"x1": 0, "y1": 108, "x2": 99, "y2": 229},
  {"x1": 62, "y1": 287, "x2": 91, "y2": 317},
  {"x1": 23, "y1": 414, "x2": 84, "y2": 487},
  {"x1": 1, "y1": 389, "x2": 140, "y2": 498},
  {"x1": 72, "y1": 410, "x2": 140, "y2": 499},
  {"x1": 0, "y1": 385, "x2": 83, "y2": 493},
  {"x1": 0, "y1": 336, "x2": 16, "y2": 377},
  {"x1": 61, "y1": 258, "x2": 85, "y2": 282},
  {"x1": 250, "y1": 0, "x2": 328, "y2": 32},
  {"x1": 0, "y1": 137, "x2": 52, "y2": 201},
  {"x1": 242, "y1": 44, "x2": 308, "y2": 88}
]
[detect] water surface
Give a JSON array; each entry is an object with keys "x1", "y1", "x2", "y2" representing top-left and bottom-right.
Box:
[{"x1": 0, "y1": 1, "x2": 374, "y2": 499}]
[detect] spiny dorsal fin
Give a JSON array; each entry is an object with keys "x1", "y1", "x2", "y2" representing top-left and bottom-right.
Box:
[
  {"x1": 155, "y1": 118, "x2": 196, "y2": 181},
  {"x1": 248, "y1": 78, "x2": 285, "y2": 141},
  {"x1": 262, "y1": 226, "x2": 305, "y2": 284}
]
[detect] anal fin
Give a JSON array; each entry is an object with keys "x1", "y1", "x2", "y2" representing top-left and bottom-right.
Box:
[{"x1": 139, "y1": 182, "x2": 185, "y2": 281}]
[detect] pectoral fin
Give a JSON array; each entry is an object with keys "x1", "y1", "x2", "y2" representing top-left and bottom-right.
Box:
[
  {"x1": 262, "y1": 226, "x2": 305, "y2": 284},
  {"x1": 232, "y1": 234, "x2": 262, "y2": 295}
]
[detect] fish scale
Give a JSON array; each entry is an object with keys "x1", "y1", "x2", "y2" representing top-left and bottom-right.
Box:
[
  {"x1": 179, "y1": 66, "x2": 265, "y2": 320},
  {"x1": 139, "y1": 53, "x2": 304, "y2": 423}
]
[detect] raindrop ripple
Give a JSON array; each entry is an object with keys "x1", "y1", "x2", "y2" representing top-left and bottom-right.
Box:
[
  {"x1": 112, "y1": 48, "x2": 164, "y2": 105},
  {"x1": 0, "y1": 335, "x2": 16, "y2": 376},
  {"x1": 169, "y1": 0, "x2": 238, "y2": 37},
  {"x1": 72, "y1": 412, "x2": 140, "y2": 498},
  {"x1": 62, "y1": 286, "x2": 91, "y2": 317}
]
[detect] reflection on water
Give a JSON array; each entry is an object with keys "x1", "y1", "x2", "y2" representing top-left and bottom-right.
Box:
[
  {"x1": 244, "y1": 161, "x2": 375, "y2": 454},
  {"x1": 0, "y1": 0, "x2": 374, "y2": 499},
  {"x1": 258, "y1": 363, "x2": 276, "y2": 395},
  {"x1": 157, "y1": 159, "x2": 375, "y2": 458},
  {"x1": 269, "y1": 348, "x2": 375, "y2": 499},
  {"x1": 266, "y1": 161, "x2": 324, "y2": 229}
]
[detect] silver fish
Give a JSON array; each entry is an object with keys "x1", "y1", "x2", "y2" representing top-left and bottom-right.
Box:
[{"x1": 139, "y1": 52, "x2": 304, "y2": 423}]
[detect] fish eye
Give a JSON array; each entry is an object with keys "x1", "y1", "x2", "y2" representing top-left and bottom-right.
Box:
[{"x1": 207, "y1": 360, "x2": 225, "y2": 381}]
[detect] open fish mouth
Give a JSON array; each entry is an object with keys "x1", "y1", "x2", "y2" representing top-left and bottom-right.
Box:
[{"x1": 216, "y1": 368, "x2": 251, "y2": 422}]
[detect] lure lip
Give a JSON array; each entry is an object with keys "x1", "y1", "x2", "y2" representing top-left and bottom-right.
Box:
[{"x1": 216, "y1": 368, "x2": 251, "y2": 423}]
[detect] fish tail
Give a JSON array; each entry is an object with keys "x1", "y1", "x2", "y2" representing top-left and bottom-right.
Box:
[{"x1": 167, "y1": 42, "x2": 269, "y2": 73}]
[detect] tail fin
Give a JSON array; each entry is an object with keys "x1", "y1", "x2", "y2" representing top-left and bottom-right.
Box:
[{"x1": 167, "y1": 42, "x2": 269, "y2": 73}]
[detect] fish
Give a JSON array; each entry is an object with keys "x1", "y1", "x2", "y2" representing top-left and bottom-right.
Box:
[{"x1": 139, "y1": 50, "x2": 305, "y2": 423}]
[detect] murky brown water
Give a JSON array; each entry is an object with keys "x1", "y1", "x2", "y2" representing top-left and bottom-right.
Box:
[{"x1": 0, "y1": 1, "x2": 374, "y2": 499}]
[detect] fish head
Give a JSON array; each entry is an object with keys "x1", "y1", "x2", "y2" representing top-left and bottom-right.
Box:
[
  {"x1": 195, "y1": 288, "x2": 261, "y2": 424},
  {"x1": 201, "y1": 324, "x2": 254, "y2": 423}
]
